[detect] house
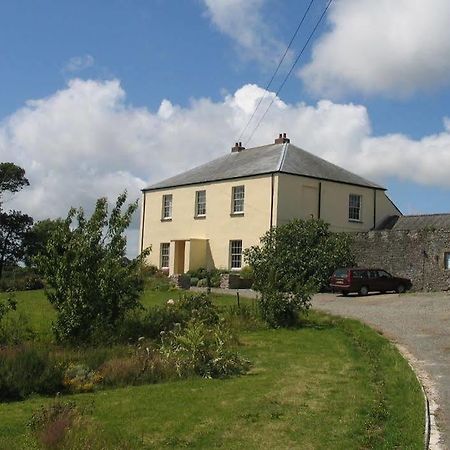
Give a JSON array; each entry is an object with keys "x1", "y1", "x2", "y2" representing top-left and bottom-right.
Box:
[{"x1": 139, "y1": 134, "x2": 400, "y2": 275}]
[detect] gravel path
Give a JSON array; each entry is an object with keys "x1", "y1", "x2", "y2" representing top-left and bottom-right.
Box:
[{"x1": 312, "y1": 292, "x2": 450, "y2": 449}]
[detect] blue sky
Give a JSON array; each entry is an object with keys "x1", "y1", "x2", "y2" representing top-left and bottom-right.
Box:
[{"x1": 1, "y1": 0, "x2": 450, "y2": 251}]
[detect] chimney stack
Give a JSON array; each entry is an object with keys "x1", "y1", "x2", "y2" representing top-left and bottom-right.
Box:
[
  {"x1": 274, "y1": 133, "x2": 290, "y2": 144},
  {"x1": 231, "y1": 142, "x2": 245, "y2": 153}
]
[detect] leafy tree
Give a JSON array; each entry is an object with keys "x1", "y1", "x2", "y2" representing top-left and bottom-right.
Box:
[
  {"x1": 244, "y1": 219, "x2": 354, "y2": 327},
  {"x1": 36, "y1": 192, "x2": 150, "y2": 343},
  {"x1": 0, "y1": 162, "x2": 29, "y2": 206},
  {"x1": 0, "y1": 163, "x2": 32, "y2": 277},
  {"x1": 0, "y1": 210, "x2": 33, "y2": 278},
  {"x1": 23, "y1": 218, "x2": 64, "y2": 267}
]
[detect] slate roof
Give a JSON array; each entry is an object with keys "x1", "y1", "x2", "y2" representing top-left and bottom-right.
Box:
[
  {"x1": 144, "y1": 142, "x2": 384, "y2": 191},
  {"x1": 376, "y1": 214, "x2": 450, "y2": 231}
]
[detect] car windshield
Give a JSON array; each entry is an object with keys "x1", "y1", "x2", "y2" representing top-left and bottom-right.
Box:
[{"x1": 333, "y1": 269, "x2": 348, "y2": 278}]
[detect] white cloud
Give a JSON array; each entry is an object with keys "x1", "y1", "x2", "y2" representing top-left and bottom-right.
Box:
[
  {"x1": 1, "y1": 79, "x2": 450, "y2": 256},
  {"x1": 201, "y1": 0, "x2": 286, "y2": 65},
  {"x1": 300, "y1": 0, "x2": 450, "y2": 97},
  {"x1": 63, "y1": 54, "x2": 95, "y2": 73}
]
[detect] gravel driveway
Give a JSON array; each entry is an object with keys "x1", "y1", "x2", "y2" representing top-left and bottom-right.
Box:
[{"x1": 312, "y1": 292, "x2": 450, "y2": 449}]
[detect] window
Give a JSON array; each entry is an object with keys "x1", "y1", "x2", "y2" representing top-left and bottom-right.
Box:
[
  {"x1": 348, "y1": 194, "x2": 362, "y2": 222},
  {"x1": 230, "y1": 240, "x2": 243, "y2": 269},
  {"x1": 162, "y1": 194, "x2": 172, "y2": 220},
  {"x1": 232, "y1": 185, "x2": 245, "y2": 214},
  {"x1": 160, "y1": 243, "x2": 170, "y2": 268},
  {"x1": 445, "y1": 252, "x2": 450, "y2": 269},
  {"x1": 195, "y1": 190, "x2": 206, "y2": 216},
  {"x1": 378, "y1": 270, "x2": 391, "y2": 278}
]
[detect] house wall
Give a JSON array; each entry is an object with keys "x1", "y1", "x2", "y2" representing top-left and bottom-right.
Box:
[
  {"x1": 352, "y1": 229, "x2": 450, "y2": 291},
  {"x1": 141, "y1": 175, "x2": 274, "y2": 272},
  {"x1": 276, "y1": 173, "x2": 399, "y2": 231}
]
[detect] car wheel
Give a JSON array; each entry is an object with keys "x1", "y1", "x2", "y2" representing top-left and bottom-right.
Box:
[
  {"x1": 397, "y1": 284, "x2": 405, "y2": 294},
  {"x1": 359, "y1": 286, "x2": 369, "y2": 296},
  {"x1": 342, "y1": 291, "x2": 349, "y2": 297}
]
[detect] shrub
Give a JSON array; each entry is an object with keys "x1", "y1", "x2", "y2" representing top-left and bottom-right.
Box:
[
  {"x1": 224, "y1": 303, "x2": 262, "y2": 331},
  {"x1": 239, "y1": 265, "x2": 254, "y2": 280},
  {"x1": 145, "y1": 272, "x2": 171, "y2": 291},
  {"x1": 0, "y1": 312, "x2": 35, "y2": 345},
  {"x1": 197, "y1": 278, "x2": 208, "y2": 287},
  {"x1": 63, "y1": 363, "x2": 102, "y2": 393},
  {"x1": 36, "y1": 192, "x2": 150, "y2": 344},
  {"x1": 0, "y1": 344, "x2": 64, "y2": 401},
  {"x1": 190, "y1": 277, "x2": 199, "y2": 287},
  {"x1": 28, "y1": 399, "x2": 80, "y2": 450},
  {"x1": 160, "y1": 319, "x2": 250, "y2": 378}
]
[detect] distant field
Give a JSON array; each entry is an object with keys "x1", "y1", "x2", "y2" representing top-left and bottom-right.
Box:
[{"x1": 0, "y1": 289, "x2": 424, "y2": 449}]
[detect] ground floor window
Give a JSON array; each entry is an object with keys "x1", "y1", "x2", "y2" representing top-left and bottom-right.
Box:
[
  {"x1": 230, "y1": 240, "x2": 243, "y2": 269},
  {"x1": 160, "y1": 243, "x2": 170, "y2": 268},
  {"x1": 445, "y1": 252, "x2": 450, "y2": 269}
]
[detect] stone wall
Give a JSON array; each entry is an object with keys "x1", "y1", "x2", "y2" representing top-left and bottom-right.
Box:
[{"x1": 351, "y1": 229, "x2": 450, "y2": 291}]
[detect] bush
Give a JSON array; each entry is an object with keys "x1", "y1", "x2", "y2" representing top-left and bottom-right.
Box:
[
  {"x1": 190, "y1": 277, "x2": 199, "y2": 287},
  {"x1": 0, "y1": 312, "x2": 35, "y2": 345},
  {"x1": 36, "y1": 192, "x2": 150, "y2": 344},
  {"x1": 0, "y1": 344, "x2": 64, "y2": 401},
  {"x1": 63, "y1": 363, "x2": 102, "y2": 393},
  {"x1": 197, "y1": 278, "x2": 208, "y2": 287},
  {"x1": 0, "y1": 267, "x2": 45, "y2": 292},
  {"x1": 259, "y1": 291, "x2": 310, "y2": 328},
  {"x1": 144, "y1": 272, "x2": 171, "y2": 291},
  {"x1": 160, "y1": 319, "x2": 250, "y2": 378},
  {"x1": 239, "y1": 265, "x2": 254, "y2": 280},
  {"x1": 224, "y1": 303, "x2": 262, "y2": 331}
]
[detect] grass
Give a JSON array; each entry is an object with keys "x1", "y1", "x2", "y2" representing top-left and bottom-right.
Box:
[{"x1": 0, "y1": 289, "x2": 424, "y2": 449}]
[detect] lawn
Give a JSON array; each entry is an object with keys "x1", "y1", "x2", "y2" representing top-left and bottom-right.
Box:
[{"x1": 0, "y1": 289, "x2": 424, "y2": 449}]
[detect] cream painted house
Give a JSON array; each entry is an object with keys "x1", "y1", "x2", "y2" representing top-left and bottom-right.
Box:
[{"x1": 139, "y1": 134, "x2": 400, "y2": 275}]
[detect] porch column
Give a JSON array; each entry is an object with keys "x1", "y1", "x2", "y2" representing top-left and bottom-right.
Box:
[
  {"x1": 169, "y1": 241, "x2": 176, "y2": 276},
  {"x1": 184, "y1": 240, "x2": 191, "y2": 274}
]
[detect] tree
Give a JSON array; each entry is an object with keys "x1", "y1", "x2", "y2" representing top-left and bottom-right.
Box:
[
  {"x1": 36, "y1": 192, "x2": 150, "y2": 343},
  {"x1": 23, "y1": 218, "x2": 64, "y2": 267},
  {"x1": 244, "y1": 219, "x2": 354, "y2": 327},
  {"x1": 0, "y1": 210, "x2": 33, "y2": 277},
  {"x1": 0, "y1": 162, "x2": 29, "y2": 206},
  {"x1": 0, "y1": 163, "x2": 32, "y2": 277}
]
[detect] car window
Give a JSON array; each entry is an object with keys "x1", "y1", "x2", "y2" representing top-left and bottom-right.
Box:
[
  {"x1": 368, "y1": 270, "x2": 379, "y2": 278},
  {"x1": 352, "y1": 270, "x2": 366, "y2": 278},
  {"x1": 378, "y1": 270, "x2": 391, "y2": 278},
  {"x1": 333, "y1": 269, "x2": 348, "y2": 278}
]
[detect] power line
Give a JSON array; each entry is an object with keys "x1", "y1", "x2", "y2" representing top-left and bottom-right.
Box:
[
  {"x1": 245, "y1": 0, "x2": 334, "y2": 147},
  {"x1": 236, "y1": 0, "x2": 316, "y2": 143}
]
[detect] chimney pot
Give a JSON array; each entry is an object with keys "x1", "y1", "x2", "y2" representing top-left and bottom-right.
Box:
[
  {"x1": 274, "y1": 132, "x2": 290, "y2": 144},
  {"x1": 231, "y1": 141, "x2": 245, "y2": 153}
]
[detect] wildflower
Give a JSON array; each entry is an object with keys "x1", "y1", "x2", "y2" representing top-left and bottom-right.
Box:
[{"x1": 167, "y1": 299, "x2": 175, "y2": 305}]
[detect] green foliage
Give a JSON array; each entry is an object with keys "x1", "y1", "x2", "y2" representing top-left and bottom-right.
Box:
[
  {"x1": 0, "y1": 295, "x2": 34, "y2": 345},
  {"x1": 0, "y1": 267, "x2": 45, "y2": 292},
  {"x1": 0, "y1": 162, "x2": 29, "y2": 202},
  {"x1": 0, "y1": 210, "x2": 33, "y2": 278},
  {"x1": 23, "y1": 218, "x2": 64, "y2": 268},
  {"x1": 160, "y1": 318, "x2": 250, "y2": 378},
  {"x1": 0, "y1": 344, "x2": 64, "y2": 401},
  {"x1": 63, "y1": 363, "x2": 103, "y2": 393},
  {"x1": 36, "y1": 192, "x2": 150, "y2": 343},
  {"x1": 239, "y1": 265, "x2": 254, "y2": 280},
  {"x1": 244, "y1": 218, "x2": 354, "y2": 327},
  {"x1": 189, "y1": 277, "x2": 199, "y2": 287}
]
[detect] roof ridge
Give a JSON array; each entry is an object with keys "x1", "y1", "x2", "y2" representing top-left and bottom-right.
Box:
[
  {"x1": 277, "y1": 142, "x2": 289, "y2": 171},
  {"x1": 400, "y1": 213, "x2": 450, "y2": 218}
]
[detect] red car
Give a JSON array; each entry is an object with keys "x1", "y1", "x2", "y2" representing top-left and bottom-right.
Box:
[{"x1": 330, "y1": 268, "x2": 412, "y2": 296}]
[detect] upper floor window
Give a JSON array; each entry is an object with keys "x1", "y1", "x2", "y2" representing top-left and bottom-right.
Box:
[
  {"x1": 230, "y1": 240, "x2": 243, "y2": 269},
  {"x1": 160, "y1": 243, "x2": 170, "y2": 269},
  {"x1": 232, "y1": 185, "x2": 245, "y2": 214},
  {"x1": 162, "y1": 194, "x2": 172, "y2": 220},
  {"x1": 348, "y1": 194, "x2": 362, "y2": 222},
  {"x1": 195, "y1": 190, "x2": 206, "y2": 217}
]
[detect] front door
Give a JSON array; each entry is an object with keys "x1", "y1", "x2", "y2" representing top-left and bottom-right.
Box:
[{"x1": 174, "y1": 241, "x2": 186, "y2": 274}]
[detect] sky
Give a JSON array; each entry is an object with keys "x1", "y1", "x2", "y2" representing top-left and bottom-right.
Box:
[{"x1": 1, "y1": 0, "x2": 450, "y2": 255}]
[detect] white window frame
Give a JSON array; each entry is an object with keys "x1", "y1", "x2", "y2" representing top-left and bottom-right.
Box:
[
  {"x1": 231, "y1": 185, "x2": 245, "y2": 214},
  {"x1": 162, "y1": 194, "x2": 172, "y2": 220},
  {"x1": 444, "y1": 252, "x2": 450, "y2": 270},
  {"x1": 348, "y1": 194, "x2": 362, "y2": 222},
  {"x1": 195, "y1": 190, "x2": 206, "y2": 217},
  {"x1": 160, "y1": 243, "x2": 170, "y2": 269},
  {"x1": 229, "y1": 240, "x2": 243, "y2": 270}
]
